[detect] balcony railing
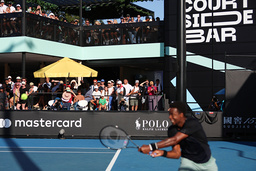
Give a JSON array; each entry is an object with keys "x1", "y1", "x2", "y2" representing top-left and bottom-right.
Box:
[{"x1": 0, "y1": 13, "x2": 164, "y2": 46}]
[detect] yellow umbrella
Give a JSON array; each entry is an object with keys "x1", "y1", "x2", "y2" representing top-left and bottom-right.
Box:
[{"x1": 34, "y1": 57, "x2": 98, "y2": 78}]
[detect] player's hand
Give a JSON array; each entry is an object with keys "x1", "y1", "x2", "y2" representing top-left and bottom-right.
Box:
[
  {"x1": 150, "y1": 150, "x2": 164, "y2": 158},
  {"x1": 138, "y1": 145, "x2": 151, "y2": 154}
]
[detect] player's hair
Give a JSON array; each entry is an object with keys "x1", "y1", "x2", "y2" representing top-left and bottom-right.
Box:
[{"x1": 169, "y1": 101, "x2": 187, "y2": 115}]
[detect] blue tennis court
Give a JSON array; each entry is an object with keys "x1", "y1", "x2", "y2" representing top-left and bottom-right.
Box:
[{"x1": 0, "y1": 138, "x2": 255, "y2": 171}]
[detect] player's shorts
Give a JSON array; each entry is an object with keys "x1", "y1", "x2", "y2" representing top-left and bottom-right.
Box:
[{"x1": 179, "y1": 156, "x2": 218, "y2": 171}]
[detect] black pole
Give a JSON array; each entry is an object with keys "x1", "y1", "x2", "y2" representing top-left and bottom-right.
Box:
[
  {"x1": 163, "y1": 0, "x2": 176, "y2": 102},
  {"x1": 22, "y1": 0, "x2": 26, "y2": 78},
  {"x1": 176, "y1": 0, "x2": 186, "y2": 103},
  {"x1": 79, "y1": 0, "x2": 83, "y2": 46},
  {"x1": 22, "y1": 0, "x2": 26, "y2": 36},
  {"x1": 22, "y1": 52, "x2": 26, "y2": 78}
]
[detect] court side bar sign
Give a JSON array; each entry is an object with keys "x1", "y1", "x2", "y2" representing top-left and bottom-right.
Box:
[{"x1": 0, "y1": 111, "x2": 224, "y2": 138}]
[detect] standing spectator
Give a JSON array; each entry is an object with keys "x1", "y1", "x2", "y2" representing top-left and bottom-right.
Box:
[
  {"x1": 147, "y1": 81, "x2": 157, "y2": 111},
  {"x1": 140, "y1": 79, "x2": 149, "y2": 110},
  {"x1": 84, "y1": 19, "x2": 92, "y2": 45},
  {"x1": 16, "y1": 81, "x2": 28, "y2": 110},
  {"x1": 15, "y1": 4, "x2": 21, "y2": 12},
  {"x1": 0, "y1": 0, "x2": 7, "y2": 14},
  {"x1": 116, "y1": 80, "x2": 124, "y2": 110},
  {"x1": 42, "y1": 77, "x2": 51, "y2": 89},
  {"x1": 9, "y1": 82, "x2": 20, "y2": 109},
  {"x1": 107, "y1": 80, "x2": 114, "y2": 110},
  {"x1": 0, "y1": 86, "x2": 6, "y2": 110},
  {"x1": 7, "y1": 1, "x2": 15, "y2": 12},
  {"x1": 155, "y1": 79, "x2": 162, "y2": 94},
  {"x1": 128, "y1": 80, "x2": 141, "y2": 111},
  {"x1": 7, "y1": 76, "x2": 14, "y2": 90},
  {"x1": 123, "y1": 79, "x2": 133, "y2": 111},
  {"x1": 90, "y1": 79, "x2": 98, "y2": 91},
  {"x1": 27, "y1": 82, "x2": 37, "y2": 109},
  {"x1": 99, "y1": 79, "x2": 105, "y2": 93}
]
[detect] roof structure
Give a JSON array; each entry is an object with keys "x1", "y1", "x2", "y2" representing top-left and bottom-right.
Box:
[{"x1": 42, "y1": 0, "x2": 116, "y2": 7}]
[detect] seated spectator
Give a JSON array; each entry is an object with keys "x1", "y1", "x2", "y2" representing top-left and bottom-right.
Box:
[
  {"x1": 61, "y1": 87, "x2": 76, "y2": 110},
  {"x1": 90, "y1": 86, "x2": 101, "y2": 110},
  {"x1": 50, "y1": 97, "x2": 62, "y2": 110},
  {"x1": 73, "y1": 90, "x2": 85, "y2": 110},
  {"x1": 119, "y1": 97, "x2": 127, "y2": 111},
  {"x1": 99, "y1": 95, "x2": 107, "y2": 111}
]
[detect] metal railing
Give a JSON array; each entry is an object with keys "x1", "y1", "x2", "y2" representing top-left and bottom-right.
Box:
[
  {"x1": 0, "y1": 91, "x2": 165, "y2": 111},
  {"x1": 0, "y1": 13, "x2": 164, "y2": 46}
]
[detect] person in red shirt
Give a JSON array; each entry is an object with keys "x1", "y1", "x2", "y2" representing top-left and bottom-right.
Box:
[{"x1": 147, "y1": 81, "x2": 157, "y2": 111}]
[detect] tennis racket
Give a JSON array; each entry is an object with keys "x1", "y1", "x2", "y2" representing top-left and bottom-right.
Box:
[{"x1": 99, "y1": 125, "x2": 140, "y2": 150}]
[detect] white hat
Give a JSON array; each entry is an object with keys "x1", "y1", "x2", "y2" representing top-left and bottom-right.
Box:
[
  {"x1": 135, "y1": 80, "x2": 139, "y2": 83},
  {"x1": 1, "y1": 0, "x2": 4, "y2": 3},
  {"x1": 29, "y1": 82, "x2": 34, "y2": 86},
  {"x1": 16, "y1": 4, "x2": 21, "y2": 7},
  {"x1": 49, "y1": 13, "x2": 54, "y2": 16},
  {"x1": 117, "y1": 80, "x2": 122, "y2": 85},
  {"x1": 21, "y1": 81, "x2": 26, "y2": 85},
  {"x1": 7, "y1": 76, "x2": 12, "y2": 79},
  {"x1": 16, "y1": 76, "x2": 21, "y2": 80},
  {"x1": 94, "y1": 86, "x2": 98, "y2": 89}
]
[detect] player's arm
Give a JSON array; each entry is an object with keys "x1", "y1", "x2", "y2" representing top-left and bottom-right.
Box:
[
  {"x1": 139, "y1": 132, "x2": 188, "y2": 154},
  {"x1": 150, "y1": 144, "x2": 181, "y2": 159}
]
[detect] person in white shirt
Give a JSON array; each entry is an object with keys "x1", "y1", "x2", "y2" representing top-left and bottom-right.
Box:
[
  {"x1": 7, "y1": 2, "x2": 15, "y2": 12},
  {"x1": 123, "y1": 79, "x2": 133, "y2": 110},
  {"x1": 107, "y1": 80, "x2": 114, "y2": 110},
  {"x1": 90, "y1": 86, "x2": 101, "y2": 110},
  {"x1": 128, "y1": 80, "x2": 141, "y2": 111},
  {"x1": 15, "y1": 4, "x2": 22, "y2": 12},
  {"x1": 0, "y1": 0, "x2": 7, "y2": 14}
]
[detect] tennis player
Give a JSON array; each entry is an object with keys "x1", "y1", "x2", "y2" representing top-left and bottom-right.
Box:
[{"x1": 139, "y1": 101, "x2": 218, "y2": 171}]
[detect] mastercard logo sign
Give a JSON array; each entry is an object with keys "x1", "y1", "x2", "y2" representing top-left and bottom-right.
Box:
[{"x1": 0, "y1": 119, "x2": 12, "y2": 128}]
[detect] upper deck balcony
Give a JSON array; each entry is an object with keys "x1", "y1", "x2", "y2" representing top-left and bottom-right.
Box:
[{"x1": 0, "y1": 12, "x2": 164, "y2": 47}]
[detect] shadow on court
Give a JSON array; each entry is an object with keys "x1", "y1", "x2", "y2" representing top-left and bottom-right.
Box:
[
  {"x1": 219, "y1": 147, "x2": 256, "y2": 161},
  {"x1": 4, "y1": 138, "x2": 41, "y2": 171}
]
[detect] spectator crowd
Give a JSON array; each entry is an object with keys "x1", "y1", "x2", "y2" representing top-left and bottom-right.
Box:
[{"x1": 0, "y1": 76, "x2": 163, "y2": 112}]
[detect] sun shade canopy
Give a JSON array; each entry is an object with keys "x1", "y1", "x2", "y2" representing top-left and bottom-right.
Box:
[{"x1": 34, "y1": 57, "x2": 98, "y2": 78}]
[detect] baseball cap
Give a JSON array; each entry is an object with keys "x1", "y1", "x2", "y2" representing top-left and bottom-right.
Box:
[
  {"x1": 111, "y1": 80, "x2": 114, "y2": 83},
  {"x1": 107, "y1": 81, "x2": 111, "y2": 84},
  {"x1": 16, "y1": 4, "x2": 21, "y2": 7},
  {"x1": 0, "y1": 0, "x2": 4, "y2": 3},
  {"x1": 117, "y1": 80, "x2": 122, "y2": 85},
  {"x1": 101, "y1": 79, "x2": 105, "y2": 82},
  {"x1": 94, "y1": 86, "x2": 98, "y2": 89},
  {"x1": 16, "y1": 76, "x2": 21, "y2": 80},
  {"x1": 7, "y1": 76, "x2": 12, "y2": 79},
  {"x1": 29, "y1": 82, "x2": 34, "y2": 86},
  {"x1": 97, "y1": 80, "x2": 100, "y2": 83},
  {"x1": 66, "y1": 87, "x2": 71, "y2": 92},
  {"x1": 135, "y1": 80, "x2": 139, "y2": 83},
  {"x1": 21, "y1": 81, "x2": 26, "y2": 85}
]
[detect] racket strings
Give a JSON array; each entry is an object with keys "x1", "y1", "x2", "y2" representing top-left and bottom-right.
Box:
[{"x1": 99, "y1": 126, "x2": 129, "y2": 150}]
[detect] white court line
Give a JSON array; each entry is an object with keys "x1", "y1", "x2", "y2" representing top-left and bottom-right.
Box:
[
  {"x1": 106, "y1": 149, "x2": 121, "y2": 171},
  {"x1": 0, "y1": 150, "x2": 115, "y2": 154}
]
